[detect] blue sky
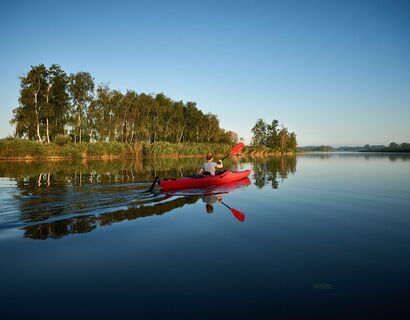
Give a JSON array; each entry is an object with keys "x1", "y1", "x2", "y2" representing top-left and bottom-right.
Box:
[{"x1": 0, "y1": 0, "x2": 409, "y2": 146}]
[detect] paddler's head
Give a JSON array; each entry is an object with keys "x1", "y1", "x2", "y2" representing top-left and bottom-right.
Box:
[
  {"x1": 206, "y1": 204, "x2": 214, "y2": 214},
  {"x1": 206, "y1": 153, "x2": 214, "y2": 161}
]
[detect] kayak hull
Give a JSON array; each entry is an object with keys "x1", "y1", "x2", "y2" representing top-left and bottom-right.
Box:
[
  {"x1": 159, "y1": 170, "x2": 251, "y2": 190},
  {"x1": 165, "y1": 177, "x2": 251, "y2": 196}
]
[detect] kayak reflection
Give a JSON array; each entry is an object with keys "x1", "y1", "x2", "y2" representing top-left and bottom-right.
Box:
[
  {"x1": 21, "y1": 177, "x2": 251, "y2": 240},
  {"x1": 165, "y1": 178, "x2": 250, "y2": 222}
]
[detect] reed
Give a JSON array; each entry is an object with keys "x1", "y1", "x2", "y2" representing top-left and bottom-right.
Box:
[{"x1": 0, "y1": 139, "x2": 234, "y2": 160}]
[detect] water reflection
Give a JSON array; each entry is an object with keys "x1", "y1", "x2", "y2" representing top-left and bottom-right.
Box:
[
  {"x1": 252, "y1": 156, "x2": 297, "y2": 189},
  {"x1": 22, "y1": 195, "x2": 200, "y2": 240},
  {"x1": 0, "y1": 156, "x2": 298, "y2": 239},
  {"x1": 299, "y1": 152, "x2": 410, "y2": 162},
  {"x1": 20, "y1": 178, "x2": 251, "y2": 239}
]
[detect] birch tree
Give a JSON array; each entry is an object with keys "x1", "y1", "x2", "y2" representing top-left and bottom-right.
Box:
[{"x1": 68, "y1": 72, "x2": 94, "y2": 142}]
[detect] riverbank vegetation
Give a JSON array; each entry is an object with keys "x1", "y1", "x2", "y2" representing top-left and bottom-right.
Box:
[
  {"x1": 10, "y1": 64, "x2": 238, "y2": 145},
  {"x1": 250, "y1": 119, "x2": 297, "y2": 154},
  {"x1": 7, "y1": 64, "x2": 301, "y2": 159},
  {"x1": 0, "y1": 138, "x2": 232, "y2": 160}
]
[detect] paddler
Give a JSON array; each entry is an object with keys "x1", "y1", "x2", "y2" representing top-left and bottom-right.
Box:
[{"x1": 198, "y1": 152, "x2": 223, "y2": 176}]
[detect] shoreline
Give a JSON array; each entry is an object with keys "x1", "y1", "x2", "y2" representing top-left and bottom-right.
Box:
[
  {"x1": 2, "y1": 149, "x2": 409, "y2": 162},
  {"x1": 0, "y1": 152, "x2": 296, "y2": 162},
  {"x1": 0, "y1": 139, "x2": 296, "y2": 161}
]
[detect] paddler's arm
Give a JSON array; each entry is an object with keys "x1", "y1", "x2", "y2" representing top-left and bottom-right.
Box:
[{"x1": 216, "y1": 159, "x2": 223, "y2": 168}]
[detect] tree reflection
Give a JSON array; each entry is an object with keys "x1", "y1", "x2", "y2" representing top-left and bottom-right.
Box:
[
  {"x1": 252, "y1": 156, "x2": 297, "y2": 189},
  {"x1": 22, "y1": 196, "x2": 199, "y2": 240},
  {"x1": 0, "y1": 158, "x2": 205, "y2": 185},
  {"x1": 0, "y1": 157, "x2": 277, "y2": 240}
]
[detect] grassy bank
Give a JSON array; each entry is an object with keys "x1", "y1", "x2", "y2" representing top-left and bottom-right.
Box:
[{"x1": 0, "y1": 139, "x2": 233, "y2": 160}]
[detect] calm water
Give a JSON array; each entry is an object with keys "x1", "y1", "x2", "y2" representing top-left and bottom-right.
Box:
[{"x1": 0, "y1": 154, "x2": 409, "y2": 319}]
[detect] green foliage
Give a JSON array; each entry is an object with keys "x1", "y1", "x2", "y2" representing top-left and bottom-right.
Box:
[
  {"x1": 0, "y1": 139, "x2": 233, "y2": 159},
  {"x1": 0, "y1": 139, "x2": 41, "y2": 158},
  {"x1": 68, "y1": 71, "x2": 94, "y2": 143},
  {"x1": 360, "y1": 142, "x2": 410, "y2": 153},
  {"x1": 11, "y1": 65, "x2": 239, "y2": 146},
  {"x1": 251, "y1": 119, "x2": 267, "y2": 146},
  {"x1": 86, "y1": 142, "x2": 129, "y2": 157},
  {"x1": 251, "y1": 118, "x2": 297, "y2": 151},
  {"x1": 10, "y1": 64, "x2": 70, "y2": 143},
  {"x1": 54, "y1": 134, "x2": 72, "y2": 146},
  {"x1": 299, "y1": 145, "x2": 333, "y2": 152},
  {"x1": 143, "y1": 142, "x2": 231, "y2": 157}
]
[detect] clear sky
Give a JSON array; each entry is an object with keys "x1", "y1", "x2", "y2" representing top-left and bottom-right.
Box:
[{"x1": 0, "y1": 0, "x2": 409, "y2": 146}]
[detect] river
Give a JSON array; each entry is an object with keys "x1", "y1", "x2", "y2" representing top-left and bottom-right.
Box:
[{"x1": 0, "y1": 153, "x2": 409, "y2": 319}]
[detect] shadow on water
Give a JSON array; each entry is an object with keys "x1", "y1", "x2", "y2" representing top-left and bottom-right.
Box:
[{"x1": 0, "y1": 156, "x2": 297, "y2": 239}]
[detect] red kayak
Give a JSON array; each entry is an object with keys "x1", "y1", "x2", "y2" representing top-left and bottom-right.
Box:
[{"x1": 159, "y1": 170, "x2": 251, "y2": 190}]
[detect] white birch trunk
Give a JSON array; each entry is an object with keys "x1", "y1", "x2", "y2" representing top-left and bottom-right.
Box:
[{"x1": 34, "y1": 92, "x2": 42, "y2": 143}]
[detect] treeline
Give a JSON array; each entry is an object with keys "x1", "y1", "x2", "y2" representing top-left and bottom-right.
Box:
[
  {"x1": 251, "y1": 119, "x2": 297, "y2": 150},
  {"x1": 11, "y1": 64, "x2": 238, "y2": 144},
  {"x1": 359, "y1": 142, "x2": 410, "y2": 153},
  {"x1": 299, "y1": 145, "x2": 333, "y2": 152},
  {"x1": 300, "y1": 142, "x2": 410, "y2": 152}
]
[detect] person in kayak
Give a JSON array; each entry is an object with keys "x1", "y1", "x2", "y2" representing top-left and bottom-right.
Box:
[{"x1": 199, "y1": 153, "x2": 223, "y2": 175}]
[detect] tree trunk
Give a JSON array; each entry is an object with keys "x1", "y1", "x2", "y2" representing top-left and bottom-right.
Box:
[
  {"x1": 78, "y1": 111, "x2": 82, "y2": 143},
  {"x1": 130, "y1": 123, "x2": 135, "y2": 143},
  {"x1": 178, "y1": 125, "x2": 185, "y2": 143},
  {"x1": 45, "y1": 85, "x2": 51, "y2": 143},
  {"x1": 46, "y1": 118, "x2": 50, "y2": 143},
  {"x1": 34, "y1": 93, "x2": 42, "y2": 143}
]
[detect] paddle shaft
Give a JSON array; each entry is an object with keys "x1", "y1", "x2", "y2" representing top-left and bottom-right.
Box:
[
  {"x1": 220, "y1": 154, "x2": 230, "y2": 161},
  {"x1": 221, "y1": 202, "x2": 231, "y2": 209}
]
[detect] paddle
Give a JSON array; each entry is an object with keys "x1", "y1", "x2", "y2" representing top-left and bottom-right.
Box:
[
  {"x1": 220, "y1": 142, "x2": 245, "y2": 161},
  {"x1": 148, "y1": 176, "x2": 160, "y2": 192},
  {"x1": 221, "y1": 202, "x2": 245, "y2": 222}
]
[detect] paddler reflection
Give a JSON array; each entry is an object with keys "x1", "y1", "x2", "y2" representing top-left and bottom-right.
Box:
[
  {"x1": 202, "y1": 194, "x2": 223, "y2": 214},
  {"x1": 201, "y1": 193, "x2": 245, "y2": 222}
]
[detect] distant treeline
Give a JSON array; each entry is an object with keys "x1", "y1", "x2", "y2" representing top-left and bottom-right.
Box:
[
  {"x1": 250, "y1": 119, "x2": 297, "y2": 151},
  {"x1": 300, "y1": 142, "x2": 410, "y2": 152},
  {"x1": 11, "y1": 64, "x2": 238, "y2": 145}
]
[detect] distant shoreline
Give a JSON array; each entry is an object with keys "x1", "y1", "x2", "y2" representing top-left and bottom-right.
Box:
[
  {"x1": 297, "y1": 150, "x2": 410, "y2": 154},
  {"x1": 298, "y1": 146, "x2": 410, "y2": 153}
]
